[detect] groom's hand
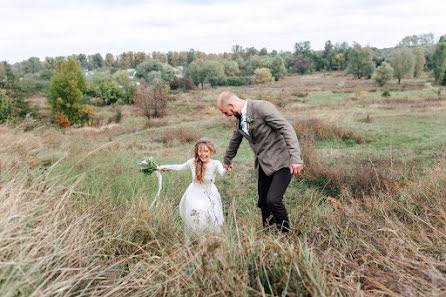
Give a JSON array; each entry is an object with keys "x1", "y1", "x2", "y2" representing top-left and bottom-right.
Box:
[
  {"x1": 224, "y1": 164, "x2": 233, "y2": 172},
  {"x1": 290, "y1": 163, "x2": 303, "y2": 176}
]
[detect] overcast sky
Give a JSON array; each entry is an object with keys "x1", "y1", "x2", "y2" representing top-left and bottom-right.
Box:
[{"x1": 1, "y1": 0, "x2": 445, "y2": 63}]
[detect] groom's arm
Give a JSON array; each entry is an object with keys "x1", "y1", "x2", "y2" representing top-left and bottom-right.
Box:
[{"x1": 223, "y1": 128, "x2": 243, "y2": 170}]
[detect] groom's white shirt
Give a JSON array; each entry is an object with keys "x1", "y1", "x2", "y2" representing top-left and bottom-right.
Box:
[{"x1": 240, "y1": 101, "x2": 249, "y2": 135}]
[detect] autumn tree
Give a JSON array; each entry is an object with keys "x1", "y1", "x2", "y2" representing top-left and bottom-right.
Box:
[
  {"x1": 135, "y1": 78, "x2": 169, "y2": 119},
  {"x1": 47, "y1": 58, "x2": 91, "y2": 125},
  {"x1": 251, "y1": 67, "x2": 274, "y2": 84}
]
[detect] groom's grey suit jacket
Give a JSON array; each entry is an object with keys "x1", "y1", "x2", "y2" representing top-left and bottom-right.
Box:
[{"x1": 223, "y1": 99, "x2": 303, "y2": 177}]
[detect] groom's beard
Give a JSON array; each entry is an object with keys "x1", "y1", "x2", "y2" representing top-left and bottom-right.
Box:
[{"x1": 234, "y1": 112, "x2": 242, "y2": 120}]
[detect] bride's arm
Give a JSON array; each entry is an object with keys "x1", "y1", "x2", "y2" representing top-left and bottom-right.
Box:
[
  {"x1": 215, "y1": 160, "x2": 227, "y2": 176},
  {"x1": 158, "y1": 159, "x2": 192, "y2": 171}
]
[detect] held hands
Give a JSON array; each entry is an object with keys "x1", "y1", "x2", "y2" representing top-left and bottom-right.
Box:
[
  {"x1": 156, "y1": 167, "x2": 165, "y2": 172},
  {"x1": 290, "y1": 163, "x2": 303, "y2": 176},
  {"x1": 224, "y1": 164, "x2": 233, "y2": 172}
]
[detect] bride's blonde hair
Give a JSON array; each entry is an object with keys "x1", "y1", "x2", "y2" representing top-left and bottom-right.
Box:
[{"x1": 194, "y1": 138, "x2": 216, "y2": 183}]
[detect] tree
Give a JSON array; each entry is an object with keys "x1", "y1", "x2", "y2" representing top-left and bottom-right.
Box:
[
  {"x1": 90, "y1": 76, "x2": 123, "y2": 105},
  {"x1": 346, "y1": 44, "x2": 375, "y2": 79},
  {"x1": 47, "y1": 58, "x2": 90, "y2": 125},
  {"x1": 397, "y1": 33, "x2": 434, "y2": 47},
  {"x1": 105, "y1": 53, "x2": 115, "y2": 67},
  {"x1": 294, "y1": 41, "x2": 312, "y2": 56},
  {"x1": 22, "y1": 57, "x2": 42, "y2": 74},
  {"x1": 375, "y1": 62, "x2": 394, "y2": 87},
  {"x1": 205, "y1": 60, "x2": 226, "y2": 87},
  {"x1": 331, "y1": 53, "x2": 346, "y2": 70},
  {"x1": 220, "y1": 60, "x2": 240, "y2": 77},
  {"x1": 413, "y1": 47, "x2": 426, "y2": 77},
  {"x1": 289, "y1": 54, "x2": 314, "y2": 74},
  {"x1": 187, "y1": 59, "x2": 207, "y2": 89},
  {"x1": 322, "y1": 40, "x2": 335, "y2": 70},
  {"x1": 135, "y1": 59, "x2": 163, "y2": 80},
  {"x1": 433, "y1": 36, "x2": 446, "y2": 85},
  {"x1": 270, "y1": 56, "x2": 287, "y2": 81},
  {"x1": 389, "y1": 46, "x2": 415, "y2": 84},
  {"x1": 77, "y1": 54, "x2": 88, "y2": 70},
  {"x1": 251, "y1": 67, "x2": 274, "y2": 84},
  {"x1": 135, "y1": 78, "x2": 169, "y2": 119},
  {"x1": 112, "y1": 70, "x2": 136, "y2": 103},
  {"x1": 92, "y1": 53, "x2": 104, "y2": 69}
]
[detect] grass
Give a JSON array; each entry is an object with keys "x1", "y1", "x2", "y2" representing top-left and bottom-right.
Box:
[{"x1": 1, "y1": 72, "x2": 446, "y2": 296}]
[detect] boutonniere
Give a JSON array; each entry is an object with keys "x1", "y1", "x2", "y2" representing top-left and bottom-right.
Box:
[{"x1": 245, "y1": 115, "x2": 254, "y2": 125}]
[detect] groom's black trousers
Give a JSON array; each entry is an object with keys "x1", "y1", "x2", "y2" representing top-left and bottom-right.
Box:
[{"x1": 257, "y1": 165, "x2": 292, "y2": 232}]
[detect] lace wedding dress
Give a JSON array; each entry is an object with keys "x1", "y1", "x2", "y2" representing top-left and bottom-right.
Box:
[{"x1": 158, "y1": 159, "x2": 226, "y2": 237}]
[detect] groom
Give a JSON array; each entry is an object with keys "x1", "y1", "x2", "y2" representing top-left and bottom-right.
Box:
[{"x1": 217, "y1": 91, "x2": 303, "y2": 232}]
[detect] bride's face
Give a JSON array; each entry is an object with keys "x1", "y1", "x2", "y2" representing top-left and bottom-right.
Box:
[{"x1": 198, "y1": 145, "x2": 211, "y2": 163}]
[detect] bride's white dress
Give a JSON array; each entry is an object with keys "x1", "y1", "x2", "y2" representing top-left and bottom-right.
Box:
[{"x1": 158, "y1": 159, "x2": 226, "y2": 235}]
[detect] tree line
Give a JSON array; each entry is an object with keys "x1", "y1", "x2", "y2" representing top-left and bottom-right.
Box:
[{"x1": 1, "y1": 33, "x2": 446, "y2": 126}]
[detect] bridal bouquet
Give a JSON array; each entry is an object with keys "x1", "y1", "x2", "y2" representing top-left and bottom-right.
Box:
[
  {"x1": 138, "y1": 156, "x2": 162, "y2": 210},
  {"x1": 138, "y1": 156, "x2": 159, "y2": 175}
]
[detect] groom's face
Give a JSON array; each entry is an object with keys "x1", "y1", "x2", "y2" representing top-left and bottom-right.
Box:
[{"x1": 219, "y1": 103, "x2": 239, "y2": 118}]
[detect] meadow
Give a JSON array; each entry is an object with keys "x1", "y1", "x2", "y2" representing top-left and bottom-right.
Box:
[{"x1": 1, "y1": 72, "x2": 445, "y2": 296}]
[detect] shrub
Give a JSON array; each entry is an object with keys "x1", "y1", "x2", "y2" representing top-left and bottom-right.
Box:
[
  {"x1": 382, "y1": 90, "x2": 391, "y2": 97},
  {"x1": 251, "y1": 67, "x2": 274, "y2": 84},
  {"x1": 54, "y1": 111, "x2": 71, "y2": 128},
  {"x1": 225, "y1": 76, "x2": 251, "y2": 86},
  {"x1": 0, "y1": 88, "x2": 37, "y2": 123},
  {"x1": 169, "y1": 78, "x2": 196, "y2": 91}
]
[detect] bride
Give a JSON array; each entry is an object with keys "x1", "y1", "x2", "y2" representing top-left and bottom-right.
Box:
[{"x1": 157, "y1": 138, "x2": 226, "y2": 239}]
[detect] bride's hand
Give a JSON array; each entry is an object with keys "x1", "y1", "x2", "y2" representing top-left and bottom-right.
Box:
[{"x1": 157, "y1": 167, "x2": 165, "y2": 172}]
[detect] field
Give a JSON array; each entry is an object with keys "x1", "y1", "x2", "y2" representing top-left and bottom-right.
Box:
[{"x1": 1, "y1": 72, "x2": 446, "y2": 296}]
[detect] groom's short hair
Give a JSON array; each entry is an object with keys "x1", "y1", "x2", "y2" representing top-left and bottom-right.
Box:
[{"x1": 218, "y1": 91, "x2": 238, "y2": 107}]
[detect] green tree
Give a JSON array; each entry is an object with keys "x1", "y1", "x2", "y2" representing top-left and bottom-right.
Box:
[
  {"x1": 375, "y1": 62, "x2": 394, "y2": 87},
  {"x1": 413, "y1": 47, "x2": 426, "y2": 77},
  {"x1": 389, "y1": 46, "x2": 415, "y2": 84},
  {"x1": 112, "y1": 70, "x2": 136, "y2": 104},
  {"x1": 433, "y1": 36, "x2": 446, "y2": 85},
  {"x1": 77, "y1": 54, "x2": 88, "y2": 70},
  {"x1": 294, "y1": 41, "x2": 312, "y2": 56},
  {"x1": 90, "y1": 76, "x2": 123, "y2": 105},
  {"x1": 47, "y1": 58, "x2": 89, "y2": 124},
  {"x1": 204, "y1": 60, "x2": 226, "y2": 87},
  {"x1": 135, "y1": 59, "x2": 163, "y2": 80},
  {"x1": 105, "y1": 53, "x2": 115, "y2": 67},
  {"x1": 270, "y1": 56, "x2": 287, "y2": 81},
  {"x1": 346, "y1": 44, "x2": 375, "y2": 79}
]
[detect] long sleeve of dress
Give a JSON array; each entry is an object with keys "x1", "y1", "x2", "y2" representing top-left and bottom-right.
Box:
[
  {"x1": 158, "y1": 159, "x2": 192, "y2": 171},
  {"x1": 214, "y1": 160, "x2": 227, "y2": 176}
]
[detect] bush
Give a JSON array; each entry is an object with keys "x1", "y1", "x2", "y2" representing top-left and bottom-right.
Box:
[
  {"x1": 251, "y1": 67, "x2": 274, "y2": 84},
  {"x1": 169, "y1": 78, "x2": 196, "y2": 91},
  {"x1": 382, "y1": 90, "x2": 391, "y2": 97},
  {"x1": 54, "y1": 111, "x2": 71, "y2": 128},
  {"x1": 0, "y1": 88, "x2": 37, "y2": 123},
  {"x1": 225, "y1": 76, "x2": 251, "y2": 86}
]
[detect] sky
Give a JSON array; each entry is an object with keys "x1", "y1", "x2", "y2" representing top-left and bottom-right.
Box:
[{"x1": 1, "y1": 0, "x2": 445, "y2": 63}]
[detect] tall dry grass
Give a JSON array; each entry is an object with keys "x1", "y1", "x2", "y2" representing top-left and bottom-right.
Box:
[{"x1": 1, "y1": 158, "x2": 445, "y2": 296}]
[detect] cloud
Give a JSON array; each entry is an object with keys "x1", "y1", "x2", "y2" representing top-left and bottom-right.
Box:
[{"x1": 1, "y1": 0, "x2": 445, "y2": 63}]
